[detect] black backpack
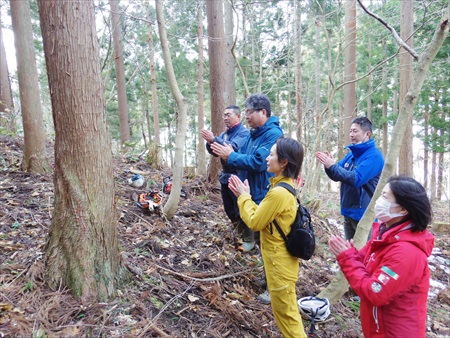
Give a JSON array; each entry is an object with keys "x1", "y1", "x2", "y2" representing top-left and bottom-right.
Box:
[{"x1": 272, "y1": 182, "x2": 315, "y2": 260}]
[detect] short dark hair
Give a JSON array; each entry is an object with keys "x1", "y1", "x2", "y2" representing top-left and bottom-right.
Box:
[
  {"x1": 388, "y1": 175, "x2": 432, "y2": 232},
  {"x1": 225, "y1": 105, "x2": 240, "y2": 115},
  {"x1": 352, "y1": 116, "x2": 373, "y2": 135},
  {"x1": 275, "y1": 137, "x2": 304, "y2": 179},
  {"x1": 245, "y1": 93, "x2": 271, "y2": 116}
]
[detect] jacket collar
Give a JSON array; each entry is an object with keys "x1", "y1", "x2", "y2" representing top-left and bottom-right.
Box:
[
  {"x1": 346, "y1": 138, "x2": 376, "y2": 158},
  {"x1": 270, "y1": 175, "x2": 294, "y2": 187},
  {"x1": 372, "y1": 221, "x2": 434, "y2": 257},
  {"x1": 227, "y1": 122, "x2": 242, "y2": 132},
  {"x1": 251, "y1": 116, "x2": 280, "y2": 139}
]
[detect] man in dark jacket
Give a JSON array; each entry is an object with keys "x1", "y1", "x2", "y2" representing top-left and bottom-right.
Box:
[
  {"x1": 201, "y1": 106, "x2": 249, "y2": 225},
  {"x1": 316, "y1": 117, "x2": 384, "y2": 240},
  {"x1": 210, "y1": 94, "x2": 283, "y2": 251},
  {"x1": 211, "y1": 94, "x2": 283, "y2": 304}
]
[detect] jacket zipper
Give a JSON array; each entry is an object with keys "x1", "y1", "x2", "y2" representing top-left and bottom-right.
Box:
[{"x1": 373, "y1": 306, "x2": 380, "y2": 333}]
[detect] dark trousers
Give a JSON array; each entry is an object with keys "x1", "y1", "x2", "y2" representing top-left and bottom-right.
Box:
[
  {"x1": 343, "y1": 216, "x2": 359, "y2": 240},
  {"x1": 221, "y1": 182, "x2": 240, "y2": 222},
  {"x1": 344, "y1": 215, "x2": 372, "y2": 241},
  {"x1": 221, "y1": 183, "x2": 255, "y2": 243}
]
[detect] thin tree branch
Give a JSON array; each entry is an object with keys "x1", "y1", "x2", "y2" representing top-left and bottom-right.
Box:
[
  {"x1": 154, "y1": 264, "x2": 251, "y2": 282},
  {"x1": 336, "y1": 49, "x2": 399, "y2": 92},
  {"x1": 356, "y1": 0, "x2": 419, "y2": 60},
  {"x1": 230, "y1": 0, "x2": 250, "y2": 97}
]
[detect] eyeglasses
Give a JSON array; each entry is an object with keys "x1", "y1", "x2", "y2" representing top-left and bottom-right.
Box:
[{"x1": 245, "y1": 109, "x2": 262, "y2": 116}]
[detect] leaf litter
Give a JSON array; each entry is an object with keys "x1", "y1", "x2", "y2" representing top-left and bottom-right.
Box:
[{"x1": 0, "y1": 135, "x2": 449, "y2": 337}]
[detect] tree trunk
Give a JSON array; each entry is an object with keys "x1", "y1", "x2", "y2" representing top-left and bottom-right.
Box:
[
  {"x1": 398, "y1": 0, "x2": 414, "y2": 175},
  {"x1": 0, "y1": 16, "x2": 15, "y2": 133},
  {"x1": 366, "y1": 34, "x2": 372, "y2": 120},
  {"x1": 423, "y1": 105, "x2": 429, "y2": 189},
  {"x1": 315, "y1": 18, "x2": 321, "y2": 132},
  {"x1": 437, "y1": 120, "x2": 444, "y2": 201},
  {"x1": 155, "y1": 0, "x2": 188, "y2": 219},
  {"x1": 110, "y1": 0, "x2": 130, "y2": 149},
  {"x1": 381, "y1": 38, "x2": 388, "y2": 156},
  {"x1": 205, "y1": 0, "x2": 226, "y2": 183},
  {"x1": 233, "y1": 2, "x2": 250, "y2": 97},
  {"x1": 146, "y1": 8, "x2": 162, "y2": 168},
  {"x1": 343, "y1": 0, "x2": 357, "y2": 135},
  {"x1": 294, "y1": 0, "x2": 303, "y2": 141},
  {"x1": 38, "y1": 0, "x2": 122, "y2": 302},
  {"x1": 10, "y1": 0, "x2": 49, "y2": 173},
  {"x1": 223, "y1": 0, "x2": 236, "y2": 105},
  {"x1": 319, "y1": 7, "x2": 450, "y2": 304},
  {"x1": 197, "y1": 2, "x2": 207, "y2": 177},
  {"x1": 430, "y1": 143, "x2": 436, "y2": 201},
  {"x1": 338, "y1": 17, "x2": 345, "y2": 161}
]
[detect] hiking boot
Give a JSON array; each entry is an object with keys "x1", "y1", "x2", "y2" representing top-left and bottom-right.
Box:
[
  {"x1": 237, "y1": 241, "x2": 255, "y2": 252},
  {"x1": 257, "y1": 290, "x2": 271, "y2": 304},
  {"x1": 253, "y1": 276, "x2": 267, "y2": 288},
  {"x1": 351, "y1": 296, "x2": 360, "y2": 302}
]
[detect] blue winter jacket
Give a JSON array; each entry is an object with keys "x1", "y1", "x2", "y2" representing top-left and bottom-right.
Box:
[
  {"x1": 206, "y1": 122, "x2": 250, "y2": 184},
  {"x1": 325, "y1": 139, "x2": 384, "y2": 221},
  {"x1": 227, "y1": 116, "x2": 283, "y2": 204}
]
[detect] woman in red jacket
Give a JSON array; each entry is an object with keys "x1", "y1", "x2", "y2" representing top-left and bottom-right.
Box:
[{"x1": 329, "y1": 176, "x2": 434, "y2": 338}]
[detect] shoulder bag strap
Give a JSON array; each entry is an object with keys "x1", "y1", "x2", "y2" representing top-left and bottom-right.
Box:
[
  {"x1": 274, "y1": 181, "x2": 296, "y2": 196},
  {"x1": 273, "y1": 219, "x2": 288, "y2": 242},
  {"x1": 272, "y1": 182, "x2": 297, "y2": 240},
  {"x1": 362, "y1": 183, "x2": 374, "y2": 198}
]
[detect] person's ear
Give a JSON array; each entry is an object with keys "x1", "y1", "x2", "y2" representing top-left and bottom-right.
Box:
[{"x1": 398, "y1": 206, "x2": 408, "y2": 214}]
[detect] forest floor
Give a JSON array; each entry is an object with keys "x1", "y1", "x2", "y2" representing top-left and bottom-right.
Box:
[{"x1": 1, "y1": 135, "x2": 449, "y2": 338}]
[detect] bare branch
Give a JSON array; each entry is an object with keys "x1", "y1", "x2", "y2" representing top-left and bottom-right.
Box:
[
  {"x1": 356, "y1": 0, "x2": 419, "y2": 60},
  {"x1": 336, "y1": 49, "x2": 399, "y2": 91}
]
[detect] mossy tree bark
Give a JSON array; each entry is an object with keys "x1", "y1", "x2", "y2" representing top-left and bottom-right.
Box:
[{"x1": 38, "y1": 0, "x2": 121, "y2": 302}]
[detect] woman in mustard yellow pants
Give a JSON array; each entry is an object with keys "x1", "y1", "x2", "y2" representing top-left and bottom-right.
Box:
[{"x1": 229, "y1": 137, "x2": 307, "y2": 338}]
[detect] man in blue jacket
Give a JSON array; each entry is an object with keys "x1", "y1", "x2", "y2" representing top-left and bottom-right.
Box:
[
  {"x1": 201, "y1": 106, "x2": 249, "y2": 226},
  {"x1": 316, "y1": 117, "x2": 384, "y2": 240},
  {"x1": 210, "y1": 94, "x2": 283, "y2": 251}
]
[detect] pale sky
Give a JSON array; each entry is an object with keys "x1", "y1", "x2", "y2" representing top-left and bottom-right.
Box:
[{"x1": 1, "y1": 7, "x2": 16, "y2": 73}]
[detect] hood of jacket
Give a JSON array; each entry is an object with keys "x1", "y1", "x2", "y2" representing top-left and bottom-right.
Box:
[{"x1": 371, "y1": 221, "x2": 434, "y2": 257}]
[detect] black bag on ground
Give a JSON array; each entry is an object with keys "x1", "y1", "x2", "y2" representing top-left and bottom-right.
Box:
[{"x1": 272, "y1": 182, "x2": 315, "y2": 260}]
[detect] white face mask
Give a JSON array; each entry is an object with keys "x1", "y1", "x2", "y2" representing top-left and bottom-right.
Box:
[{"x1": 374, "y1": 197, "x2": 406, "y2": 223}]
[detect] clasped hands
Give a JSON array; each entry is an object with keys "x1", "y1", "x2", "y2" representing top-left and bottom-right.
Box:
[
  {"x1": 329, "y1": 235, "x2": 354, "y2": 256},
  {"x1": 200, "y1": 129, "x2": 234, "y2": 161},
  {"x1": 228, "y1": 175, "x2": 250, "y2": 198},
  {"x1": 200, "y1": 129, "x2": 214, "y2": 144},
  {"x1": 210, "y1": 142, "x2": 234, "y2": 161},
  {"x1": 315, "y1": 151, "x2": 335, "y2": 169}
]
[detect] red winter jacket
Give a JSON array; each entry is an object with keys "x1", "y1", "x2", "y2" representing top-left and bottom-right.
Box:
[{"x1": 337, "y1": 221, "x2": 434, "y2": 338}]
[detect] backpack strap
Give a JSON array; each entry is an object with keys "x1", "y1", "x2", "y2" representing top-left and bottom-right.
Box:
[
  {"x1": 273, "y1": 219, "x2": 288, "y2": 241},
  {"x1": 362, "y1": 183, "x2": 374, "y2": 198},
  {"x1": 274, "y1": 182, "x2": 297, "y2": 196},
  {"x1": 272, "y1": 182, "x2": 297, "y2": 240}
]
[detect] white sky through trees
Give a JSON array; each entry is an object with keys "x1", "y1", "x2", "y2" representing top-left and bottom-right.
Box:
[{"x1": 1, "y1": 1, "x2": 448, "y2": 199}]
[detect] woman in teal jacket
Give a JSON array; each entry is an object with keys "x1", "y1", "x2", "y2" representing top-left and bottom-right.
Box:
[{"x1": 229, "y1": 137, "x2": 307, "y2": 338}]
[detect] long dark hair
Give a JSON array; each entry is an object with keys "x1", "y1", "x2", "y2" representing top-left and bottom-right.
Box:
[
  {"x1": 276, "y1": 137, "x2": 304, "y2": 179},
  {"x1": 388, "y1": 176, "x2": 432, "y2": 232}
]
